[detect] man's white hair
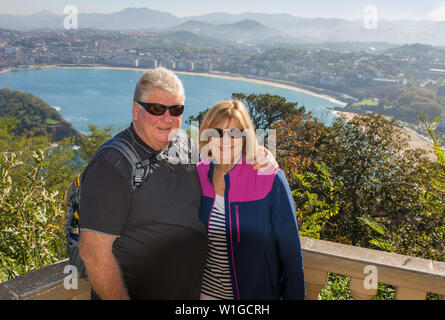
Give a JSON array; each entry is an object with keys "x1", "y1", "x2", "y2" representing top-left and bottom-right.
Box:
[{"x1": 133, "y1": 67, "x2": 185, "y2": 101}]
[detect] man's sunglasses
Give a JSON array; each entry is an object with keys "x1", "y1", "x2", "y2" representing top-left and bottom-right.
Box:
[
  {"x1": 212, "y1": 128, "x2": 245, "y2": 139},
  {"x1": 137, "y1": 101, "x2": 184, "y2": 117}
]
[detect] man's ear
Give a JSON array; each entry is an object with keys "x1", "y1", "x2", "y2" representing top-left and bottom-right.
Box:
[{"x1": 132, "y1": 102, "x2": 139, "y2": 120}]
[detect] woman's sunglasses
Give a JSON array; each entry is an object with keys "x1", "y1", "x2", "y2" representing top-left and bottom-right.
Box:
[
  {"x1": 137, "y1": 101, "x2": 184, "y2": 117},
  {"x1": 212, "y1": 128, "x2": 245, "y2": 139}
]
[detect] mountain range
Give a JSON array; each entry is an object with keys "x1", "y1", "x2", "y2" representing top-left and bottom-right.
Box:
[{"x1": 1, "y1": 7, "x2": 444, "y2": 47}]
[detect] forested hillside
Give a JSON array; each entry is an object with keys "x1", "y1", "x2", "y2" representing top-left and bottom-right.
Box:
[{"x1": 0, "y1": 87, "x2": 80, "y2": 141}]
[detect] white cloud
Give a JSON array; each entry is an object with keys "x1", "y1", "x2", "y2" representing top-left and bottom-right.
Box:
[{"x1": 429, "y1": 2, "x2": 445, "y2": 21}]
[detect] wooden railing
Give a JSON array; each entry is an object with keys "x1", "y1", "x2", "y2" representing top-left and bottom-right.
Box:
[{"x1": 1, "y1": 237, "x2": 444, "y2": 300}]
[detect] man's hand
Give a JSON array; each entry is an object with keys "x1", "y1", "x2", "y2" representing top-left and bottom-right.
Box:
[
  {"x1": 79, "y1": 230, "x2": 130, "y2": 300},
  {"x1": 252, "y1": 145, "x2": 279, "y2": 174}
]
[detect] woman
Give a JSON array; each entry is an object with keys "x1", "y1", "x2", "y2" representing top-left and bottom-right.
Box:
[{"x1": 197, "y1": 99, "x2": 305, "y2": 300}]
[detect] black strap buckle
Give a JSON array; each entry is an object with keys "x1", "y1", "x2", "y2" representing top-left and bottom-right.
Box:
[{"x1": 133, "y1": 176, "x2": 142, "y2": 187}]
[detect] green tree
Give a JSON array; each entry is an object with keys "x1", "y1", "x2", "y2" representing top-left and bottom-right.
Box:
[
  {"x1": 318, "y1": 113, "x2": 443, "y2": 260},
  {"x1": 187, "y1": 108, "x2": 210, "y2": 126},
  {"x1": 273, "y1": 112, "x2": 327, "y2": 187},
  {"x1": 77, "y1": 123, "x2": 115, "y2": 164},
  {"x1": 0, "y1": 117, "x2": 81, "y2": 194},
  {"x1": 292, "y1": 162, "x2": 342, "y2": 240},
  {"x1": 231, "y1": 93, "x2": 304, "y2": 131},
  {"x1": 418, "y1": 114, "x2": 445, "y2": 208},
  {"x1": 0, "y1": 149, "x2": 66, "y2": 281},
  {"x1": 0, "y1": 117, "x2": 115, "y2": 280},
  {"x1": 416, "y1": 114, "x2": 445, "y2": 259}
]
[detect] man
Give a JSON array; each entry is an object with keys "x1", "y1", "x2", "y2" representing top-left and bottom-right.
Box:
[
  {"x1": 79, "y1": 67, "x2": 276, "y2": 300},
  {"x1": 79, "y1": 67, "x2": 208, "y2": 300}
]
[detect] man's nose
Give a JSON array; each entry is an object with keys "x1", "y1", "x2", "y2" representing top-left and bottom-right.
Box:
[{"x1": 160, "y1": 109, "x2": 173, "y2": 122}]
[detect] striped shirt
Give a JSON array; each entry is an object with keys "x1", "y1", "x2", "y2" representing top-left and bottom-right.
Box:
[{"x1": 200, "y1": 194, "x2": 234, "y2": 300}]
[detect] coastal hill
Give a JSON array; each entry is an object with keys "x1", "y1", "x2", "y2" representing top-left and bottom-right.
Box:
[
  {"x1": 165, "y1": 19, "x2": 281, "y2": 44},
  {"x1": 1, "y1": 8, "x2": 445, "y2": 46},
  {"x1": 386, "y1": 44, "x2": 445, "y2": 60},
  {"x1": 0, "y1": 87, "x2": 80, "y2": 141}
]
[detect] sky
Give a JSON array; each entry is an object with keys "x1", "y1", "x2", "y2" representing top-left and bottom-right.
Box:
[{"x1": 0, "y1": 0, "x2": 445, "y2": 21}]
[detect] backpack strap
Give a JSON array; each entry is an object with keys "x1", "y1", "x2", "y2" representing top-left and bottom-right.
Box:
[
  {"x1": 93, "y1": 137, "x2": 152, "y2": 190},
  {"x1": 92, "y1": 133, "x2": 182, "y2": 189}
]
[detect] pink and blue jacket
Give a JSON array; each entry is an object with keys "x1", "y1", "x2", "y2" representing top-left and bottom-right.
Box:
[{"x1": 196, "y1": 158, "x2": 305, "y2": 300}]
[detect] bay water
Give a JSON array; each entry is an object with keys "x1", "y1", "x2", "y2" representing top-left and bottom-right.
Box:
[{"x1": 0, "y1": 67, "x2": 342, "y2": 134}]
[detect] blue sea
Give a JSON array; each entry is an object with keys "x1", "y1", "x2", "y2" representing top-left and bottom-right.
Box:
[{"x1": 0, "y1": 68, "x2": 343, "y2": 134}]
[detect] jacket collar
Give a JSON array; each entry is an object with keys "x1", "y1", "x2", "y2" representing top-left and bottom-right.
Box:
[{"x1": 206, "y1": 153, "x2": 247, "y2": 183}]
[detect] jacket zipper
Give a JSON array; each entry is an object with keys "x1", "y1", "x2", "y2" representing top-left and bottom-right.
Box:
[
  {"x1": 225, "y1": 174, "x2": 240, "y2": 300},
  {"x1": 235, "y1": 205, "x2": 240, "y2": 243},
  {"x1": 207, "y1": 197, "x2": 216, "y2": 234},
  {"x1": 207, "y1": 165, "x2": 216, "y2": 234}
]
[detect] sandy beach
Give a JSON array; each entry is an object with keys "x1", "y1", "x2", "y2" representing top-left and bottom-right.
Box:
[
  {"x1": 57, "y1": 65, "x2": 348, "y2": 107},
  {"x1": 4, "y1": 64, "x2": 348, "y2": 110},
  {"x1": 174, "y1": 71, "x2": 348, "y2": 107}
]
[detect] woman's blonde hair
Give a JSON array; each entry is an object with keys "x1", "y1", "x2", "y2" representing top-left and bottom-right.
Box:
[{"x1": 199, "y1": 100, "x2": 257, "y2": 162}]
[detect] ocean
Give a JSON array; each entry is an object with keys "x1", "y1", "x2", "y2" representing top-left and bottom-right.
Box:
[{"x1": 0, "y1": 67, "x2": 343, "y2": 134}]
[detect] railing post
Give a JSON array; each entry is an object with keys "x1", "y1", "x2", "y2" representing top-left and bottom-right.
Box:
[
  {"x1": 304, "y1": 269, "x2": 328, "y2": 300},
  {"x1": 395, "y1": 287, "x2": 427, "y2": 300},
  {"x1": 349, "y1": 277, "x2": 377, "y2": 300}
]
